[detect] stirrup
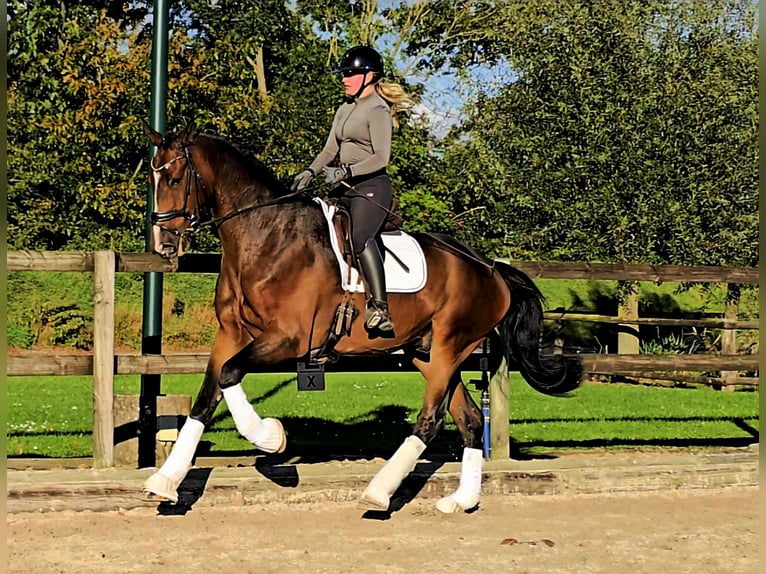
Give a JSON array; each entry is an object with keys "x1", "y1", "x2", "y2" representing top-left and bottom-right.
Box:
[{"x1": 365, "y1": 302, "x2": 395, "y2": 333}]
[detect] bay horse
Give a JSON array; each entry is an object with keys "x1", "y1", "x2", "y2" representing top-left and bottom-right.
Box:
[{"x1": 142, "y1": 123, "x2": 582, "y2": 513}]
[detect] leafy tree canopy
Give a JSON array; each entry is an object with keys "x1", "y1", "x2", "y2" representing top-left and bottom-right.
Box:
[
  {"x1": 7, "y1": 0, "x2": 758, "y2": 268},
  {"x1": 391, "y1": 0, "x2": 758, "y2": 264}
]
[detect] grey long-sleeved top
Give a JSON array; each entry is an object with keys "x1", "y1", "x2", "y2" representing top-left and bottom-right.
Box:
[{"x1": 308, "y1": 91, "x2": 392, "y2": 179}]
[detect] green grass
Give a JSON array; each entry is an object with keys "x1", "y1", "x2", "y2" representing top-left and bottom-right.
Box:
[
  {"x1": 7, "y1": 372, "x2": 758, "y2": 459},
  {"x1": 505, "y1": 376, "x2": 759, "y2": 453}
]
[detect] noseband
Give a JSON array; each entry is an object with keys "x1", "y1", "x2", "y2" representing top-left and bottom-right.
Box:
[{"x1": 150, "y1": 145, "x2": 206, "y2": 234}]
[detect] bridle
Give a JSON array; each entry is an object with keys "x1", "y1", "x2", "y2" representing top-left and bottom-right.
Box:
[
  {"x1": 150, "y1": 145, "x2": 206, "y2": 236},
  {"x1": 150, "y1": 143, "x2": 306, "y2": 238}
]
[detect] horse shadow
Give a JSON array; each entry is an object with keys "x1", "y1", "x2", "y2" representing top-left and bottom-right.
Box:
[
  {"x1": 198, "y1": 402, "x2": 468, "y2": 462},
  {"x1": 155, "y1": 467, "x2": 213, "y2": 516},
  {"x1": 157, "y1": 403, "x2": 468, "y2": 515},
  {"x1": 149, "y1": 407, "x2": 760, "y2": 515}
]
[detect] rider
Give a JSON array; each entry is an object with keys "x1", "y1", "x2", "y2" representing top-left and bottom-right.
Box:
[{"x1": 292, "y1": 45, "x2": 415, "y2": 336}]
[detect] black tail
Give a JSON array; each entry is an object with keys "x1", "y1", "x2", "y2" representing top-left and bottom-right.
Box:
[{"x1": 491, "y1": 261, "x2": 582, "y2": 396}]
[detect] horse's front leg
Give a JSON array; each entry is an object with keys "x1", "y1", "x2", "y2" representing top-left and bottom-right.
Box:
[
  {"x1": 217, "y1": 341, "x2": 287, "y2": 454},
  {"x1": 142, "y1": 353, "x2": 226, "y2": 503},
  {"x1": 143, "y1": 335, "x2": 285, "y2": 503}
]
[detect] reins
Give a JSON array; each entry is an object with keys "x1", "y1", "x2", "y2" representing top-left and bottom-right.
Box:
[
  {"x1": 422, "y1": 232, "x2": 497, "y2": 271},
  {"x1": 207, "y1": 176, "x2": 495, "y2": 272},
  {"x1": 151, "y1": 144, "x2": 495, "y2": 272},
  {"x1": 198, "y1": 188, "x2": 306, "y2": 231}
]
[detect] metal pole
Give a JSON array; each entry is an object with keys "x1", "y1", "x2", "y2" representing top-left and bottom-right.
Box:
[
  {"x1": 481, "y1": 387, "x2": 490, "y2": 460},
  {"x1": 139, "y1": 0, "x2": 170, "y2": 468}
]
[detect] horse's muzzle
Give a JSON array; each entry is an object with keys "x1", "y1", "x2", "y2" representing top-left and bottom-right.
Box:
[{"x1": 152, "y1": 225, "x2": 184, "y2": 259}]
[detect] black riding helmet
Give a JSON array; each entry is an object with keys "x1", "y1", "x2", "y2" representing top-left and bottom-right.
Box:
[
  {"x1": 333, "y1": 46, "x2": 384, "y2": 79},
  {"x1": 334, "y1": 46, "x2": 384, "y2": 99}
]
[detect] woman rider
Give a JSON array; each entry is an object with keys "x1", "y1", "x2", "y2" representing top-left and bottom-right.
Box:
[{"x1": 292, "y1": 46, "x2": 414, "y2": 336}]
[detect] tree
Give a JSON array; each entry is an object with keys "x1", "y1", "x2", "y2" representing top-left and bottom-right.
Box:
[
  {"x1": 8, "y1": 1, "x2": 152, "y2": 250},
  {"x1": 14, "y1": 0, "x2": 754, "y2": 267},
  {"x1": 391, "y1": 0, "x2": 759, "y2": 266}
]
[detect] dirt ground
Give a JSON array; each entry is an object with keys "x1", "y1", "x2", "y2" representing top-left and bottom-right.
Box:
[{"x1": 7, "y1": 486, "x2": 757, "y2": 574}]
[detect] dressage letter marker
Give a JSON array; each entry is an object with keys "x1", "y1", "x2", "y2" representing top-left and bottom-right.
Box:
[{"x1": 297, "y1": 362, "x2": 326, "y2": 391}]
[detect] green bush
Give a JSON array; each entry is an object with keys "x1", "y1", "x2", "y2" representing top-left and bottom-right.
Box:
[
  {"x1": 7, "y1": 272, "x2": 94, "y2": 348},
  {"x1": 6, "y1": 269, "x2": 757, "y2": 356},
  {"x1": 7, "y1": 322, "x2": 35, "y2": 349}
]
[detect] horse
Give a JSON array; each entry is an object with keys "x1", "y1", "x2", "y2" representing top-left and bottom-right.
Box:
[{"x1": 142, "y1": 123, "x2": 582, "y2": 513}]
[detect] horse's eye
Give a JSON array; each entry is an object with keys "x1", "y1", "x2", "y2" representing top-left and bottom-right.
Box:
[{"x1": 169, "y1": 177, "x2": 183, "y2": 186}]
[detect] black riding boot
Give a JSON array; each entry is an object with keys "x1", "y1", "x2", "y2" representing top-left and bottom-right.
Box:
[{"x1": 357, "y1": 238, "x2": 395, "y2": 334}]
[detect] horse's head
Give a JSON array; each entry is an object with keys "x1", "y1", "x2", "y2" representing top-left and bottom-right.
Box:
[{"x1": 145, "y1": 122, "x2": 207, "y2": 259}]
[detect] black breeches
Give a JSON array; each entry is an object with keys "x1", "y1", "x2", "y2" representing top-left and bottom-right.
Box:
[{"x1": 339, "y1": 174, "x2": 392, "y2": 255}]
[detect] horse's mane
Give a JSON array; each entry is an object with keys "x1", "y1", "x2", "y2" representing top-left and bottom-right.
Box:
[{"x1": 200, "y1": 133, "x2": 293, "y2": 197}]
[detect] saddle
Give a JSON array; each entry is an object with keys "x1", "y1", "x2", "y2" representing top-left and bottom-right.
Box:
[
  {"x1": 311, "y1": 197, "x2": 425, "y2": 363},
  {"x1": 314, "y1": 196, "x2": 426, "y2": 295},
  {"x1": 329, "y1": 197, "x2": 402, "y2": 274}
]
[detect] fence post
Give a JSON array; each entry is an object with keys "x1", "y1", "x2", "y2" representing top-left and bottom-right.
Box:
[
  {"x1": 93, "y1": 251, "x2": 115, "y2": 468},
  {"x1": 720, "y1": 283, "x2": 740, "y2": 391},
  {"x1": 489, "y1": 355, "x2": 510, "y2": 460},
  {"x1": 618, "y1": 282, "x2": 640, "y2": 354}
]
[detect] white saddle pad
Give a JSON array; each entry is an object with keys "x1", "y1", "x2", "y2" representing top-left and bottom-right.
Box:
[{"x1": 314, "y1": 197, "x2": 427, "y2": 294}]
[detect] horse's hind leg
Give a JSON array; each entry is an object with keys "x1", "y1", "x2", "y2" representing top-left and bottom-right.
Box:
[
  {"x1": 359, "y1": 353, "x2": 466, "y2": 510},
  {"x1": 435, "y1": 381, "x2": 484, "y2": 513}
]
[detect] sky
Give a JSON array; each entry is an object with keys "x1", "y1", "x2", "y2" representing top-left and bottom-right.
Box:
[{"x1": 318, "y1": 0, "x2": 517, "y2": 138}]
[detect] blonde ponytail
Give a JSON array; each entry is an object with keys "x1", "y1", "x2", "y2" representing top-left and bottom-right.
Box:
[{"x1": 376, "y1": 81, "x2": 416, "y2": 129}]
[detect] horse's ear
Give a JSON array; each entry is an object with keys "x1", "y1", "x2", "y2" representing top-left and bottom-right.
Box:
[
  {"x1": 180, "y1": 120, "x2": 198, "y2": 145},
  {"x1": 143, "y1": 121, "x2": 163, "y2": 146}
]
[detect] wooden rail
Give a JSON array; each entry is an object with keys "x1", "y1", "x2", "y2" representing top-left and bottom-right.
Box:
[
  {"x1": 7, "y1": 251, "x2": 760, "y2": 468},
  {"x1": 7, "y1": 250, "x2": 761, "y2": 283},
  {"x1": 6, "y1": 352, "x2": 759, "y2": 378},
  {"x1": 543, "y1": 312, "x2": 758, "y2": 330},
  {"x1": 499, "y1": 259, "x2": 759, "y2": 284}
]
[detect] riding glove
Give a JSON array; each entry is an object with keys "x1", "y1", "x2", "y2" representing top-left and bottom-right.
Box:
[
  {"x1": 291, "y1": 169, "x2": 314, "y2": 192},
  {"x1": 324, "y1": 165, "x2": 351, "y2": 186}
]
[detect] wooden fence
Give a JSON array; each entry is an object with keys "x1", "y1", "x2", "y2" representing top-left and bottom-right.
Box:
[{"x1": 7, "y1": 250, "x2": 760, "y2": 468}]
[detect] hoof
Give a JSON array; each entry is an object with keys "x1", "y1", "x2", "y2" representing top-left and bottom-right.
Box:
[
  {"x1": 435, "y1": 494, "x2": 479, "y2": 514},
  {"x1": 256, "y1": 418, "x2": 287, "y2": 454},
  {"x1": 143, "y1": 471, "x2": 180, "y2": 504},
  {"x1": 359, "y1": 485, "x2": 390, "y2": 510}
]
